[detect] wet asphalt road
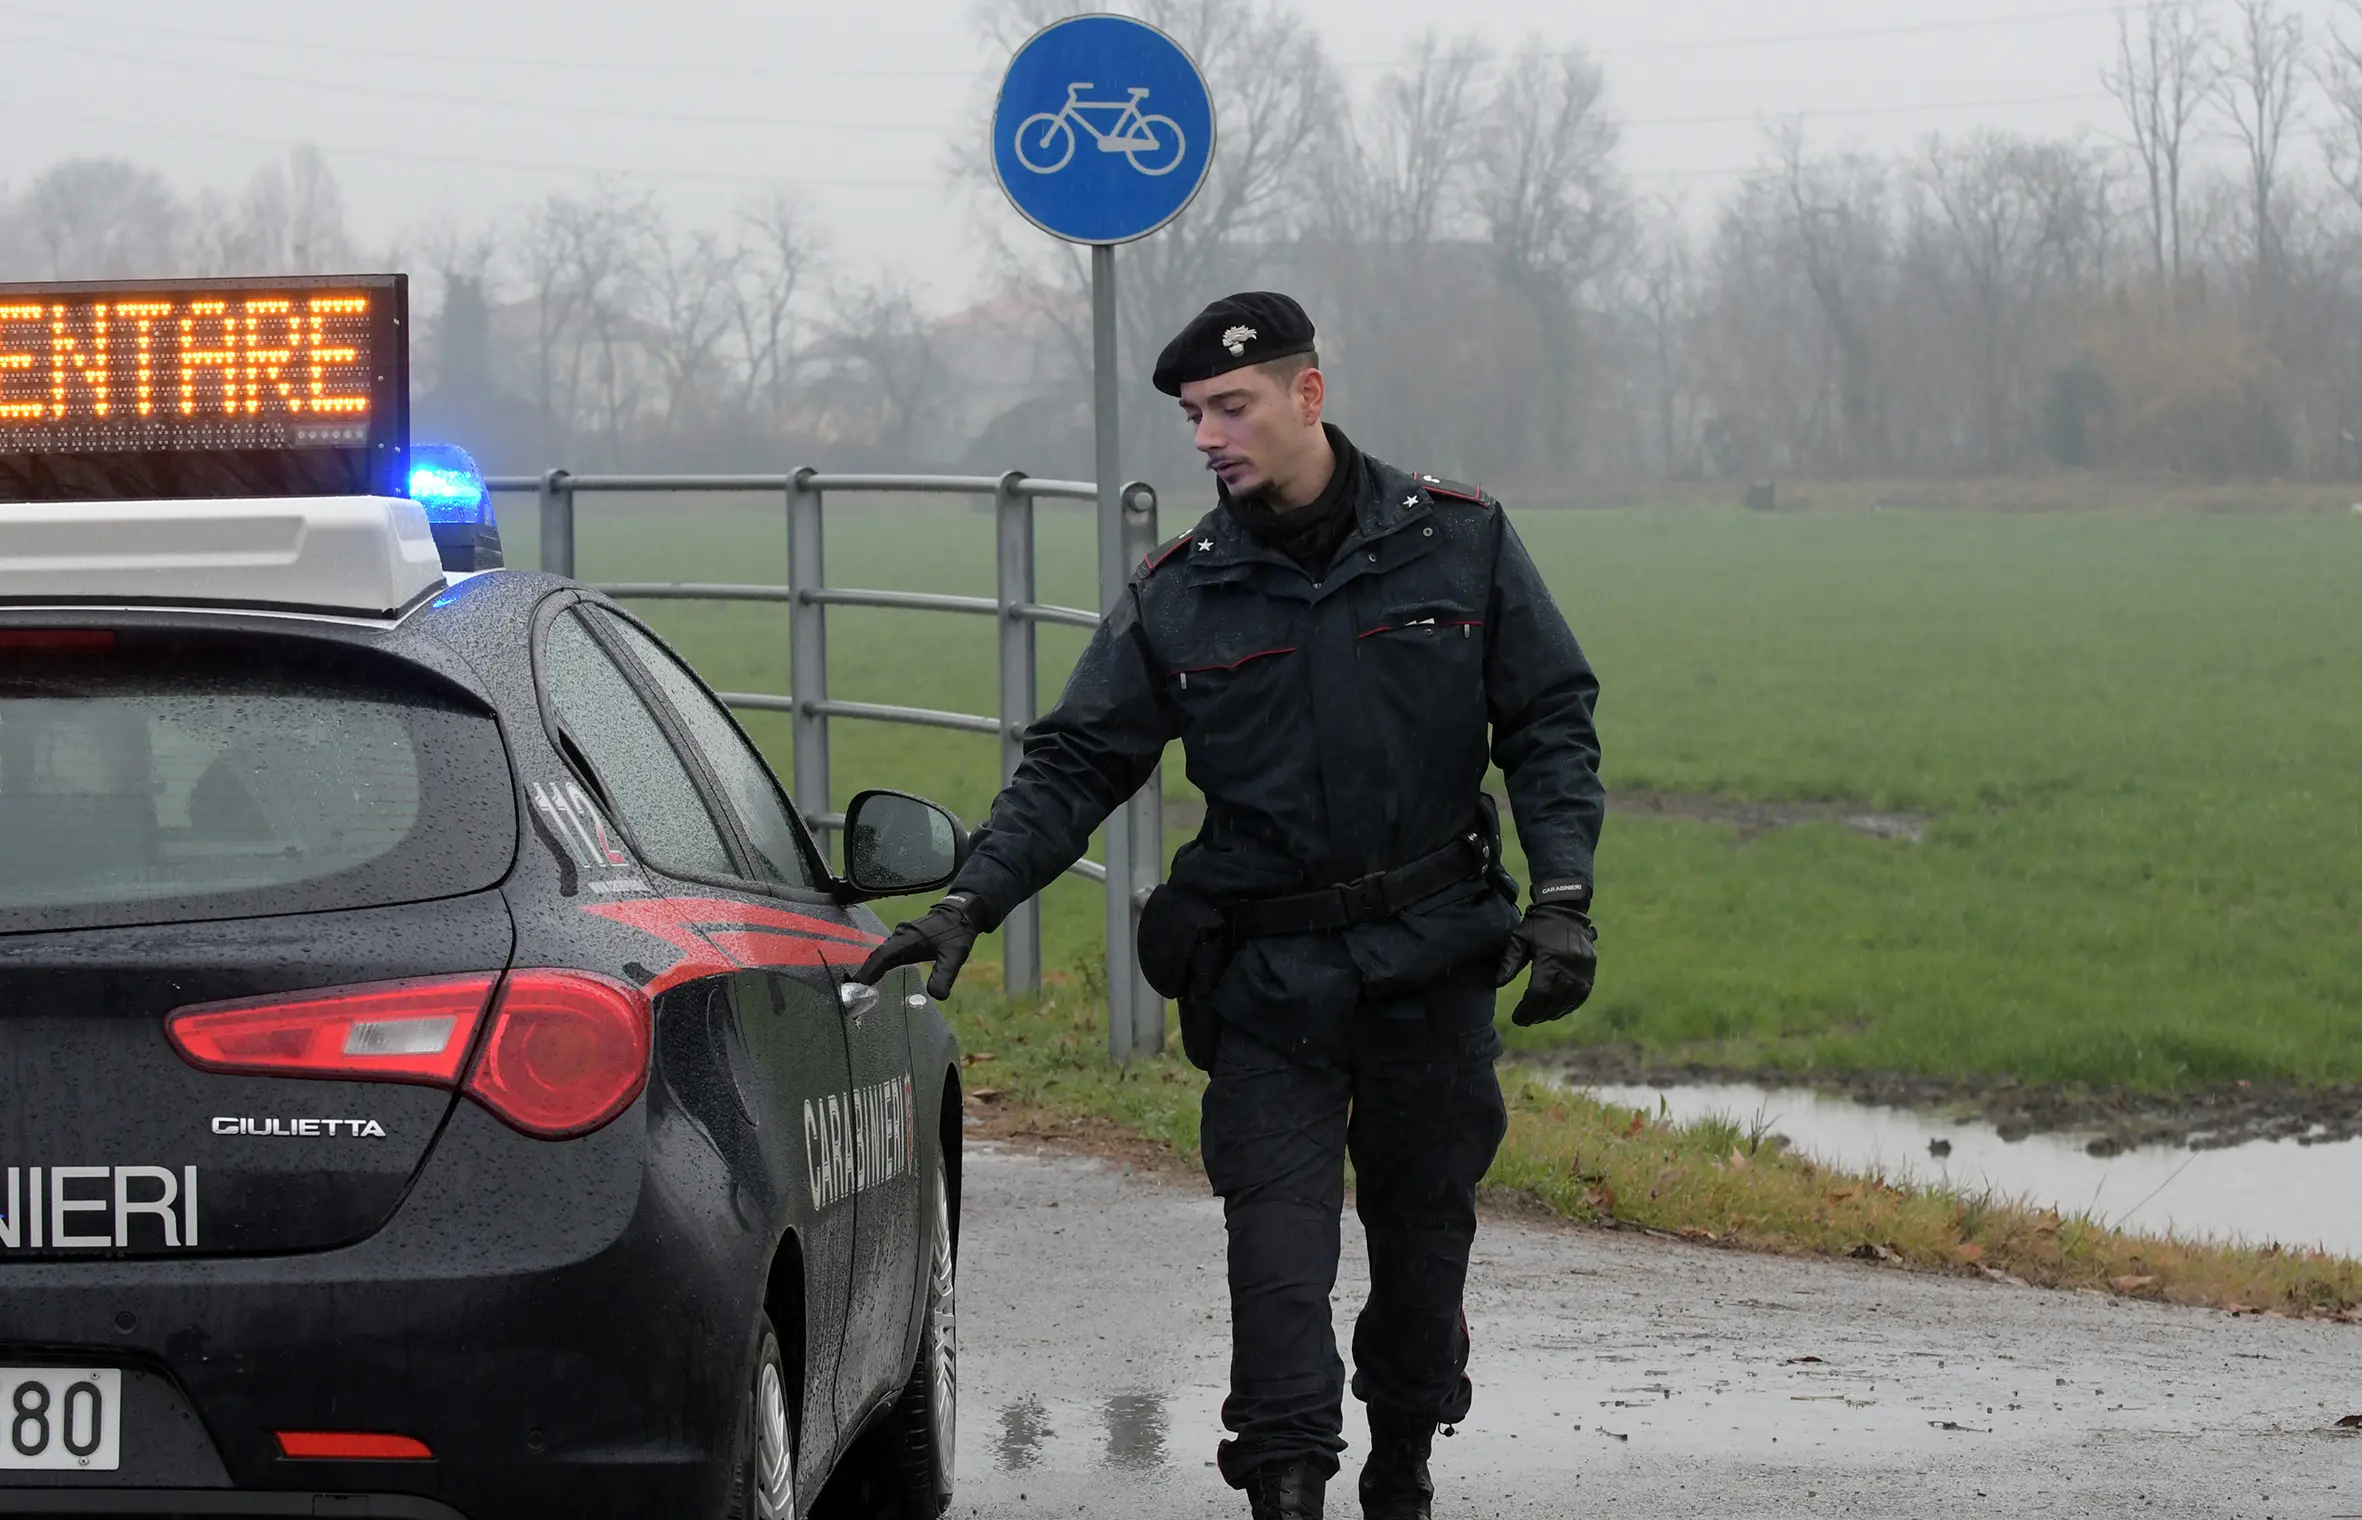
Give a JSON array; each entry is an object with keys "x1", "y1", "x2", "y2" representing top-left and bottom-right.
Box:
[{"x1": 949, "y1": 1144, "x2": 2361, "y2": 1519}]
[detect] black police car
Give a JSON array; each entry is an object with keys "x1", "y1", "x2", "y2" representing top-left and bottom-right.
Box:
[{"x1": 0, "y1": 275, "x2": 964, "y2": 1518}]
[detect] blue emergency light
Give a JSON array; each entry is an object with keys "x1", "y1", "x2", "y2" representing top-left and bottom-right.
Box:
[{"x1": 408, "y1": 443, "x2": 503, "y2": 573}]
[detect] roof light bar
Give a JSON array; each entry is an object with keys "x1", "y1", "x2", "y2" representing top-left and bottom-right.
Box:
[
  {"x1": 407, "y1": 445, "x2": 491, "y2": 526},
  {"x1": 406, "y1": 442, "x2": 504, "y2": 574}
]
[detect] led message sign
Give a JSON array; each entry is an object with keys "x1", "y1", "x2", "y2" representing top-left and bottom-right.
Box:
[{"x1": 0, "y1": 274, "x2": 406, "y2": 502}]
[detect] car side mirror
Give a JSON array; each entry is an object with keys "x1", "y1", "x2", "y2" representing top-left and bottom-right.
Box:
[{"x1": 839, "y1": 789, "x2": 969, "y2": 901}]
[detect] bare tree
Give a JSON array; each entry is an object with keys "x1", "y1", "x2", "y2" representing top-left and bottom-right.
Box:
[
  {"x1": 1774, "y1": 128, "x2": 1890, "y2": 474},
  {"x1": 1297, "y1": 37, "x2": 1487, "y2": 461},
  {"x1": 817, "y1": 277, "x2": 949, "y2": 457},
  {"x1": 413, "y1": 220, "x2": 499, "y2": 408},
  {"x1": 646, "y1": 228, "x2": 739, "y2": 439},
  {"x1": 726, "y1": 189, "x2": 824, "y2": 427},
  {"x1": 2315, "y1": 1, "x2": 2362, "y2": 221},
  {"x1": 1919, "y1": 133, "x2": 2092, "y2": 472},
  {"x1": 19, "y1": 158, "x2": 180, "y2": 279},
  {"x1": 519, "y1": 184, "x2": 659, "y2": 463},
  {"x1": 284, "y1": 145, "x2": 353, "y2": 274},
  {"x1": 2103, "y1": 0, "x2": 2215, "y2": 281},
  {"x1": 1631, "y1": 198, "x2": 1694, "y2": 481},
  {"x1": 2213, "y1": 0, "x2": 2306, "y2": 293},
  {"x1": 187, "y1": 146, "x2": 355, "y2": 277},
  {"x1": 1361, "y1": 37, "x2": 1486, "y2": 246},
  {"x1": 1475, "y1": 42, "x2": 1627, "y2": 473}
]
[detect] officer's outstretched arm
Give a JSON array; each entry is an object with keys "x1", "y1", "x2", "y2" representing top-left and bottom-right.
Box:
[{"x1": 867, "y1": 590, "x2": 1177, "y2": 995}]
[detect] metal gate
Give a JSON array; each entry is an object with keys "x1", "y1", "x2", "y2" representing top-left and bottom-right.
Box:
[{"x1": 486, "y1": 467, "x2": 1168, "y2": 1062}]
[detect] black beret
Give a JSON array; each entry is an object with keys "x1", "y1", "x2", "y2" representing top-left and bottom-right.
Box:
[{"x1": 1152, "y1": 291, "x2": 1318, "y2": 396}]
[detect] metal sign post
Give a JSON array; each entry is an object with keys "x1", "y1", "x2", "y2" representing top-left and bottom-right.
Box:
[{"x1": 994, "y1": 14, "x2": 1215, "y2": 1060}]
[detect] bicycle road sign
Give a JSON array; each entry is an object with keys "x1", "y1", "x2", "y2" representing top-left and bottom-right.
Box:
[{"x1": 992, "y1": 15, "x2": 1215, "y2": 245}]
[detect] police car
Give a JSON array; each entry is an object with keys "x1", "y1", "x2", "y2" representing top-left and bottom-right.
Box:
[{"x1": 0, "y1": 274, "x2": 962, "y2": 1518}]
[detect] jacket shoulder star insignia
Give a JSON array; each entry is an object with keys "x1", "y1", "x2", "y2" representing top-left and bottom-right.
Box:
[{"x1": 1416, "y1": 473, "x2": 1493, "y2": 507}]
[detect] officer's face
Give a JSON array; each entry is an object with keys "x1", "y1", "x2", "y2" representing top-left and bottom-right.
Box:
[{"x1": 1178, "y1": 362, "x2": 1326, "y2": 501}]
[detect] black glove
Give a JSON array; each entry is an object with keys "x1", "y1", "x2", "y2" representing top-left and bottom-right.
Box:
[
  {"x1": 1493, "y1": 901, "x2": 1599, "y2": 1026},
  {"x1": 855, "y1": 893, "x2": 982, "y2": 1001}
]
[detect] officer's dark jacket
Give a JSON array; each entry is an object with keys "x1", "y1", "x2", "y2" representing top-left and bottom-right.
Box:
[{"x1": 952, "y1": 437, "x2": 1603, "y2": 1033}]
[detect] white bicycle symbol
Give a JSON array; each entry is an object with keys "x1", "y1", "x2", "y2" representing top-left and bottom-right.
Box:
[{"x1": 1014, "y1": 83, "x2": 1188, "y2": 176}]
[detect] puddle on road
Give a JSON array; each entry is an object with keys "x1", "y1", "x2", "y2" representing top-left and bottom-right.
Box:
[
  {"x1": 1576, "y1": 1079, "x2": 2362, "y2": 1259},
  {"x1": 995, "y1": 1395, "x2": 1052, "y2": 1471},
  {"x1": 982, "y1": 1391, "x2": 1203, "y2": 1476},
  {"x1": 1103, "y1": 1391, "x2": 1169, "y2": 1470}
]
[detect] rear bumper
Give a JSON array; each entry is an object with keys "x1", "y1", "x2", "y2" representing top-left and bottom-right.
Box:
[
  {"x1": 0, "y1": 1492, "x2": 466, "y2": 1516},
  {"x1": 0, "y1": 1098, "x2": 764, "y2": 1520}
]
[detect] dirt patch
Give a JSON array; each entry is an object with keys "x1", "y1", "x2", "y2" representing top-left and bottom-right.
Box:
[
  {"x1": 962, "y1": 1092, "x2": 1206, "y2": 1186},
  {"x1": 1612, "y1": 790, "x2": 1933, "y2": 843},
  {"x1": 1161, "y1": 791, "x2": 1934, "y2": 845},
  {"x1": 1537, "y1": 1045, "x2": 2362, "y2": 1155}
]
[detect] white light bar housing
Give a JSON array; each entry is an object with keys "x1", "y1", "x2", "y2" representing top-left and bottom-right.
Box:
[{"x1": 0, "y1": 496, "x2": 446, "y2": 618}]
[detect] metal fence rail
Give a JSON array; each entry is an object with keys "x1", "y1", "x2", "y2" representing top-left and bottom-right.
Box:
[{"x1": 486, "y1": 466, "x2": 1167, "y2": 1060}]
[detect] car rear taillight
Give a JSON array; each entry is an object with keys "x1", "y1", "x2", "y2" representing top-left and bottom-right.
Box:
[
  {"x1": 167, "y1": 975, "x2": 499, "y2": 1085},
  {"x1": 167, "y1": 969, "x2": 652, "y2": 1140},
  {"x1": 463, "y1": 970, "x2": 652, "y2": 1139}
]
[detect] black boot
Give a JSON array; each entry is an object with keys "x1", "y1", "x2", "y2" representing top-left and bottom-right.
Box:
[
  {"x1": 1245, "y1": 1457, "x2": 1328, "y2": 1520},
  {"x1": 1358, "y1": 1410, "x2": 1436, "y2": 1520}
]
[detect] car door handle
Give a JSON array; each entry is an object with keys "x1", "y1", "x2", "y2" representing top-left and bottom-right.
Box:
[{"x1": 838, "y1": 981, "x2": 881, "y2": 1019}]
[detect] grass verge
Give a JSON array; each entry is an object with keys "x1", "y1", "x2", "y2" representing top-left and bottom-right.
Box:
[{"x1": 955, "y1": 979, "x2": 2362, "y2": 1325}]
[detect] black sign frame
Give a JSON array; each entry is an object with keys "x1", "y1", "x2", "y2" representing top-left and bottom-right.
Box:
[{"x1": 0, "y1": 273, "x2": 407, "y2": 503}]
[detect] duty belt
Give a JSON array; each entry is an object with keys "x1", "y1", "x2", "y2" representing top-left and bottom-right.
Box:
[{"x1": 1226, "y1": 828, "x2": 1494, "y2": 939}]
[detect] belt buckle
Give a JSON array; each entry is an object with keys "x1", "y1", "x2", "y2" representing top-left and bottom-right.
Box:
[{"x1": 1340, "y1": 873, "x2": 1390, "y2": 925}]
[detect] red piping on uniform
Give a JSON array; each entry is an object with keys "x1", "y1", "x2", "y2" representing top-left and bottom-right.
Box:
[
  {"x1": 1142, "y1": 537, "x2": 1193, "y2": 574},
  {"x1": 1358, "y1": 620, "x2": 1483, "y2": 639},
  {"x1": 1176, "y1": 646, "x2": 1298, "y2": 675}
]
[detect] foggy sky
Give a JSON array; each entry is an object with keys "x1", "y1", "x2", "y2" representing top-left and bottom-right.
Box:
[{"x1": 0, "y1": 0, "x2": 2339, "y2": 303}]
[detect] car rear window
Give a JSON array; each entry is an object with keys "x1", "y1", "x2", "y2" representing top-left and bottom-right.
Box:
[{"x1": 0, "y1": 632, "x2": 515, "y2": 933}]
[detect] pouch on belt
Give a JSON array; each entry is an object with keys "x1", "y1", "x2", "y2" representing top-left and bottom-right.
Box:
[{"x1": 1137, "y1": 883, "x2": 1234, "y2": 1071}]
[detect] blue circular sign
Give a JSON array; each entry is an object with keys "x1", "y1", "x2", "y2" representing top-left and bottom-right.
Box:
[{"x1": 992, "y1": 15, "x2": 1216, "y2": 246}]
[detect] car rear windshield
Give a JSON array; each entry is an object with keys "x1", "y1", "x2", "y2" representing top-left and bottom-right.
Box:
[{"x1": 0, "y1": 631, "x2": 515, "y2": 933}]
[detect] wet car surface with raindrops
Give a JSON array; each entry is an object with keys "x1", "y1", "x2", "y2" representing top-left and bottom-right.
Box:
[{"x1": 0, "y1": 563, "x2": 966, "y2": 1519}]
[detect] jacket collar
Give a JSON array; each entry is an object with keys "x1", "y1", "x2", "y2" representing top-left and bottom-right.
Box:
[{"x1": 1183, "y1": 434, "x2": 1435, "y2": 581}]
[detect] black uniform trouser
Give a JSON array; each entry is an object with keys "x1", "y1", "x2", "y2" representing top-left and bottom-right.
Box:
[{"x1": 1198, "y1": 975, "x2": 1508, "y2": 1487}]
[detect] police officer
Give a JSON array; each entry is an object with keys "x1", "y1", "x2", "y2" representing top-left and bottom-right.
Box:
[{"x1": 857, "y1": 292, "x2": 1603, "y2": 1520}]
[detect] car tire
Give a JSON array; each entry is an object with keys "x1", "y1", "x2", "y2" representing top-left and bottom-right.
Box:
[
  {"x1": 883, "y1": 1154, "x2": 957, "y2": 1515},
  {"x1": 726, "y1": 1315, "x2": 798, "y2": 1520}
]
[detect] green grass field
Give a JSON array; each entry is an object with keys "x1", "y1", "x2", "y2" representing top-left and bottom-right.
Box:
[{"x1": 500, "y1": 494, "x2": 2362, "y2": 1092}]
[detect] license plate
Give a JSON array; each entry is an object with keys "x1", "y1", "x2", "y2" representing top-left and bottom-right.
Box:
[{"x1": 0, "y1": 1369, "x2": 120, "y2": 1470}]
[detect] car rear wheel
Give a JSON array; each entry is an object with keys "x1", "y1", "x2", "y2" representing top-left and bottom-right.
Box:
[{"x1": 727, "y1": 1316, "x2": 797, "y2": 1520}]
